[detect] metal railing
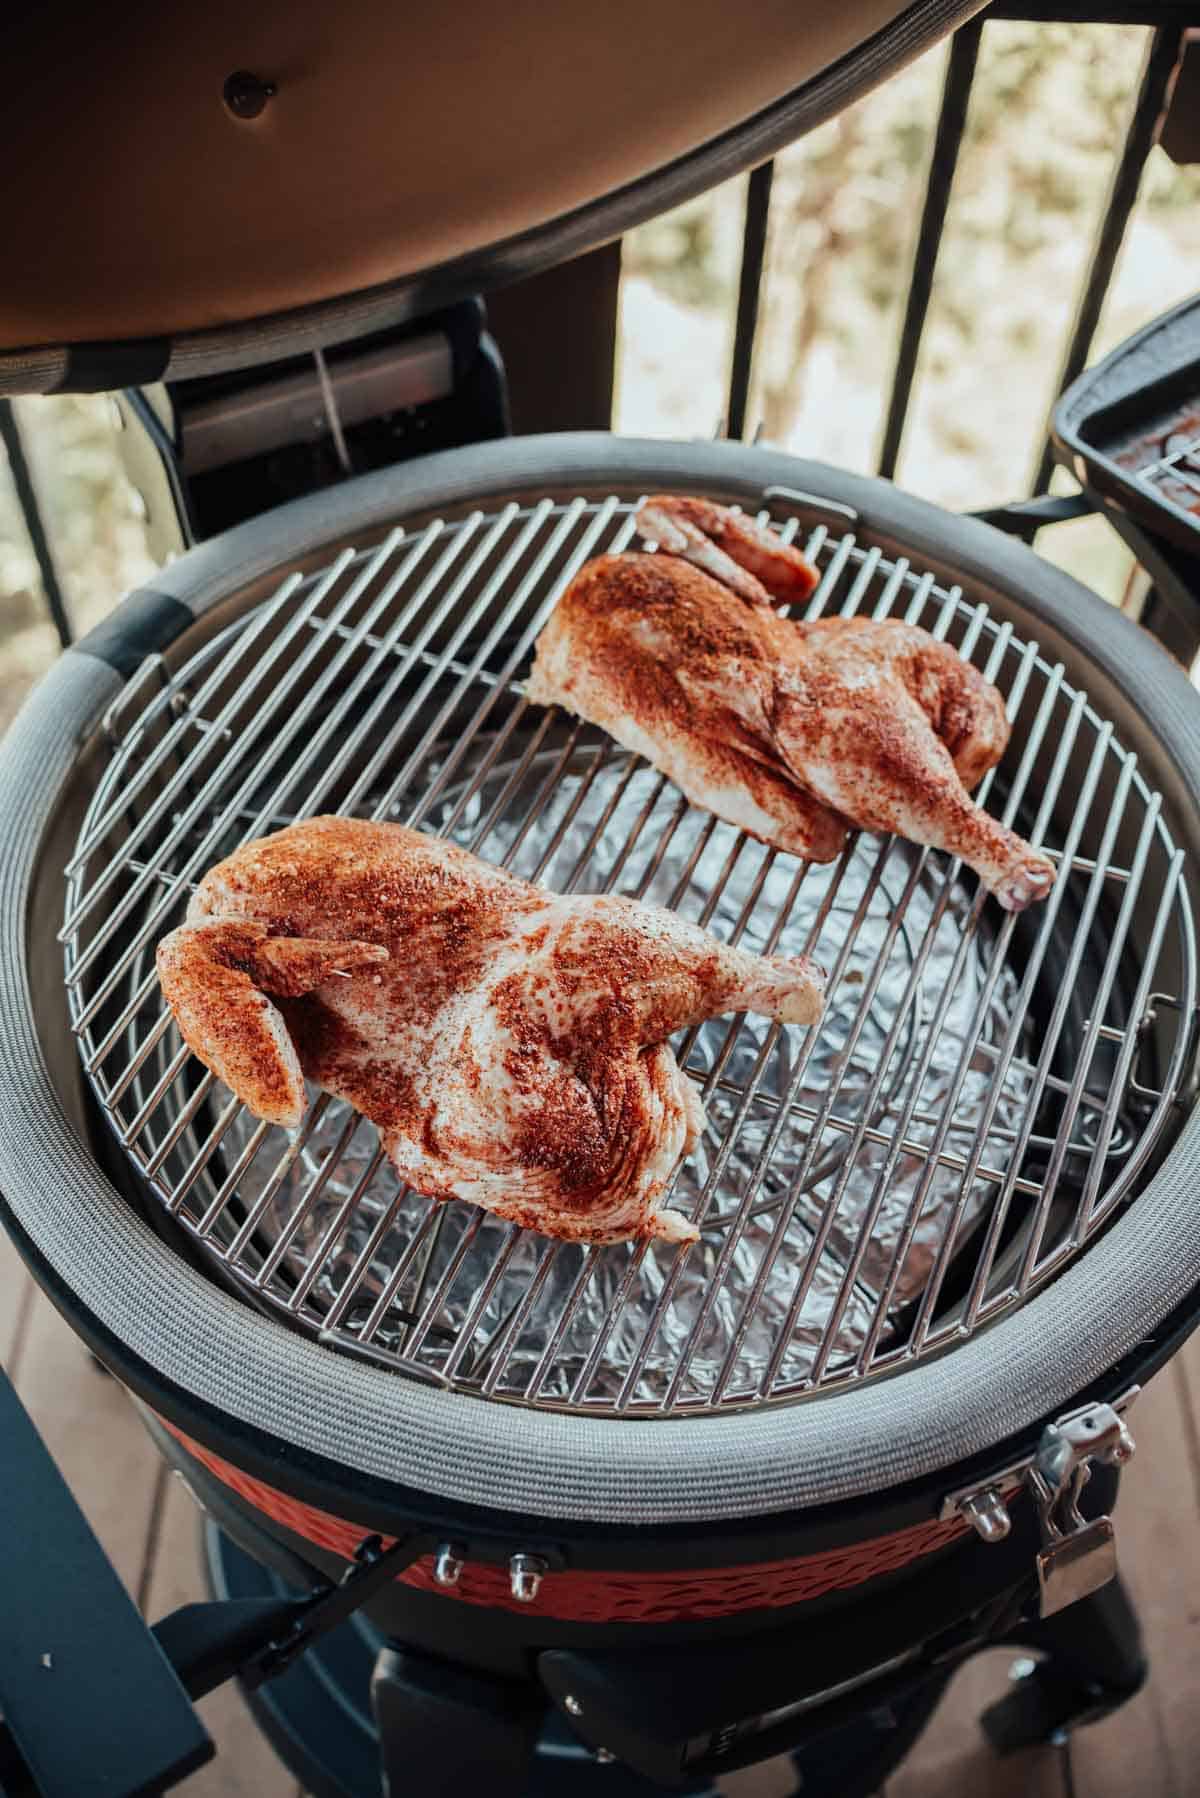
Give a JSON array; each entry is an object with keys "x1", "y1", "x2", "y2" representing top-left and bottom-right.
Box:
[{"x1": 726, "y1": 8, "x2": 1193, "y2": 491}]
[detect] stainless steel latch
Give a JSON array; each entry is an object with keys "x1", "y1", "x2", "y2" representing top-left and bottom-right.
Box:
[
  {"x1": 1029, "y1": 1400, "x2": 1136, "y2": 1616},
  {"x1": 940, "y1": 1389, "x2": 1138, "y2": 1617}
]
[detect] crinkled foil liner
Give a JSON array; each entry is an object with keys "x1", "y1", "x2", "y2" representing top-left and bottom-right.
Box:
[{"x1": 228, "y1": 732, "x2": 1033, "y2": 1410}]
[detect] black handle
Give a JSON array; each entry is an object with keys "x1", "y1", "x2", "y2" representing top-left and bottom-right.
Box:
[{"x1": 970, "y1": 491, "x2": 1096, "y2": 539}]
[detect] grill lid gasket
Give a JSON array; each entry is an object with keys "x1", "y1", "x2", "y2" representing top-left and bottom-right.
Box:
[{"x1": 61, "y1": 492, "x2": 1194, "y2": 1421}]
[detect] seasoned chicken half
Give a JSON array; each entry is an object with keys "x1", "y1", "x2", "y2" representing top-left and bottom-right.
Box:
[
  {"x1": 528, "y1": 496, "x2": 1055, "y2": 912},
  {"x1": 156, "y1": 817, "x2": 825, "y2": 1246}
]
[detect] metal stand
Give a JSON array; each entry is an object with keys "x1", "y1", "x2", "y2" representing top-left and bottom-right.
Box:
[
  {"x1": 0, "y1": 1367, "x2": 1148, "y2": 1798},
  {"x1": 201, "y1": 1524, "x2": 984, "y2": 1798},
  {"x1": 984, "y1": 1576, "x2": 1147, "y2": 1752}
]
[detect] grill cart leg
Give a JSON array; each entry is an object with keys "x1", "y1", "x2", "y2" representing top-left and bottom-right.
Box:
[
  {"x1": 982, "y1": 1576, "x2": 1147, "y2": 1754},
  {"x1": 371, "y1": 1647, "x2": 544, "y2": 1798}
]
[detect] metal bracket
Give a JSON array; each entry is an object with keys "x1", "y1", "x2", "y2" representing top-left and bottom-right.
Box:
[
  {"x1": 240, "y1": 1532, "x2": 421, "y2": 1688},
  {"x1": 941, "y1": 1392, "x2": 1137, "y2": 1619},
  {"x1": 1131, "y1": 992, "x2": 1200, "y2": 1110},
  {"x1": 100, "y1": 652, "x2": 172, "y2": 747},
  {"x1": 762, "y1": 484, "x2": 860, "y2": 527}
]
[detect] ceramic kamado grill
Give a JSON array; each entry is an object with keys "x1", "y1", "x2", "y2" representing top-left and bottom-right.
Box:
[{"x1": 1, "y1": 6, "x2": 1198, "y2": 1796}]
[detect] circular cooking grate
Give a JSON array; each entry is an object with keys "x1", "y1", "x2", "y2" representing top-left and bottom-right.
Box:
[{"x1": 62, "y1": 497, "x2": 1193, "y2": 1415}]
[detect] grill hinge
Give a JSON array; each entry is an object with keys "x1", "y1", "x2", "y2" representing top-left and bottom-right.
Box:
[{"x1": 940, "y1": 1388, "x2": 1138, "y2": 1617}]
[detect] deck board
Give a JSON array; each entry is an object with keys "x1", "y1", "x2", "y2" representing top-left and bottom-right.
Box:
[
  {"x1": 12, "y1": 1290, "x2": 162, "y2": 1597},
  {"x1": 1065, "y1": 1352, "x2": 1200, "y2": 1798},
  {"x1": 1, "y1": 1226, "x2": 34, "y2": 1374}
]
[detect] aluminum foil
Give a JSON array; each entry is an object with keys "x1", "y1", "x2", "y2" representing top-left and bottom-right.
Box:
[{"x1": 230, "y1": 727, "x2": 1034, "y2": 1412}]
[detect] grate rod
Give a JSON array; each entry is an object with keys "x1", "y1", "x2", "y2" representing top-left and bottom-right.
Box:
[
  {"x1": 249, "y1": 1107, "x2": 367, "y2": 1290},
  {"x1": 713, "y1": 613, "x2": 1015, "y2": 1401},
  {"x1": 61, "y1": 559, "x2": 332, "y2": 948},
  {"x1": 477, "y1": 1241, "x2": 561, "y2": 1393},
  {"x1": 278, "y1": 1144, "x2": 389, "y2": 1311},
  {"x1": 802, "y1": 532, "x2": 857, "y2": 621},
  {"x1": 849, "y1": 640, "x2": 1057, "y2": 1366},
  {"x1": 336, "y1": 1196, "x2": 445, "y2": 1341},
  {"x1": 609, "y1": 840, "x2": 868, "y2": 1410},
  {"x1": 838, "y1": 545, "x2": 884, "y2": 617},
  {"x1": 369, "y1": 500, "x2": 631, "y2": 823},
  {"x1": 66, "y1": 566, "x2": 310, "y2": 876},
  {"x1": 120, "y1": 1042, "x2": 191, "y2": 1146},
  {"x1": 67, "y1": 533, "x2": 411, "y2": 1009},
  {"x1": 745, "y1": 604, "x2": 1008, "y2": 1394},
  {"x1": 906, "y1": 705, "x2": 1113, "y2": 1353},
  {"x1": 399, "y1": 1213, "x2": 500, "y2": 1362},
  {"x1": 142, "y1": 1070, "x2": 217, "y2": 1181},
  {"x1": 868, "y1": 555, "x2": 912, "y2": 623},
  {"x1": 73, "y1": 518, "x2": 478, "y2": 1056},
  {"x1": 223, "y1": 1099, "x2": 340, "y2": 1262},
  {"x1": 100, "y1": 1006, "x2": 175, "y2": 1103},
  {"x1": 437, "y1": 1226, "x2": 527, "y2": 1379},
  {"x1": 1074, "y1": 852, "x2": 1187, "y2": 1238},
  {"x1": 319, "y1": 1188, "x2": 419, "y2": 1334},
  {"x1": 166, "y1": 1093, "x2": 243, "y2": 1216},
  {"x1": 1009, "y1": 785, "x2": 1158, "y2": 1296}
]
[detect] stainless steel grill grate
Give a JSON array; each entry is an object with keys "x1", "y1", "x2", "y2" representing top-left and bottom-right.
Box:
[
  {"x1": 63, "y1": 497, "x2": 1194, "y2": 1416},
  {"x1": 1131, "y1": 426, "x2": 1200, "y2": 519}
]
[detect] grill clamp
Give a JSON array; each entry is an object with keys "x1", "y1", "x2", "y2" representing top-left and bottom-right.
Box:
[{"x1": 942, "y1": 1390, "x2": 1137, "y2": 1617}]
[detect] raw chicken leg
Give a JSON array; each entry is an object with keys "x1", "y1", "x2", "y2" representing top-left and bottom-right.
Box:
[
  {"x1": 156, "y1": 817, "x2": 825, "y2": 1245},
  {"x1": 527, "y1": 496, "x2": 1055, "y2": 912}
]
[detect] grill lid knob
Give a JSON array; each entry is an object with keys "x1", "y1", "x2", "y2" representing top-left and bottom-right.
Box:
[{"x1": 509, "y1": 1552, "x2": 548, "y2": 1604}]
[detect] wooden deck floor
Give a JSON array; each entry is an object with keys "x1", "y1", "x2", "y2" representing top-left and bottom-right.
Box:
[{"x1": 5, "y1": 1223, "x2": 1199, "y2": 1798}]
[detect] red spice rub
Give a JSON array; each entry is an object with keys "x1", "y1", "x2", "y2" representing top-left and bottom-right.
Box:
[
  {"x1": 528, "y1": 494, "x2": 1056, "y2": 913},
  {"x1": 156, "y1": 816, "x2": 825, "y2": 1245}
]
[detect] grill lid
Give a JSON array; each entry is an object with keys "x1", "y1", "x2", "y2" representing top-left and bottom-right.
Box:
[
  {"x1": 63, "y1": 489, "x2": 1193, "y2": 1420},
  {"x1": 3, "y1": 434, "x2": 1199, "y2": 1523},
  {"x1": 2, "y1": 0, "x2": 983, "y2": 392}
]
